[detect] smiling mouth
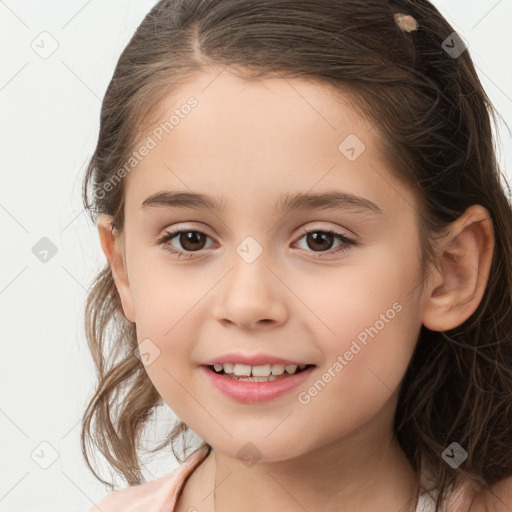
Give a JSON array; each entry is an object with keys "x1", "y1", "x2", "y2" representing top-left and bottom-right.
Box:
[{"x1": 207, "y1": 363, "x2": 315, "y2": 382}]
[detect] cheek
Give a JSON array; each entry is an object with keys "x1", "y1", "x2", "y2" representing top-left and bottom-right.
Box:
[
  {"x1": 291, "y1": 289, "x2": 420, "y2": 443},
  {"x1": 127, "y1": 257, "x2": 202, "y2": 391},
  {"x1": 298, "y1": 249, "x2": 417, "y2": 327},
  {"x1": 297, "y1": 246, "x2": 421, "y2": 393},
  {"x1": 128, "y1": 248, "x2": 206, "y2": 337}
]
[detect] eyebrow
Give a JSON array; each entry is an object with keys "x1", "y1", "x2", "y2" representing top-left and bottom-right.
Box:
[{"x1": 140, "y1": 190, "x2": 384, "y2": 216}]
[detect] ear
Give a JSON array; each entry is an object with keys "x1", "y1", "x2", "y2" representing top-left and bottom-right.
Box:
[
  {"x1": 421, "y1": 204, "x2": 495, "y2": 332},
  {"x1": 97, "y1": 214, "x2": 136, "y2": 323}
]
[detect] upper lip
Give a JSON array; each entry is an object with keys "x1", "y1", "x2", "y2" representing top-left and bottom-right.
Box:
[{"x1": 201, "y1": 352, "x2": 314, "y2": 367}]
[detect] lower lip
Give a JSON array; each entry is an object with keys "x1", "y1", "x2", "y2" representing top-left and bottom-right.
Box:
[{"x1": 200, "y1": 365, "x2": 316, "y2": 404}]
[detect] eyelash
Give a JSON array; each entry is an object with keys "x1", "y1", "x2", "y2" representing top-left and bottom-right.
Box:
[{"x1": 157, "y1": 227, "x2": 356, "y2": 260}]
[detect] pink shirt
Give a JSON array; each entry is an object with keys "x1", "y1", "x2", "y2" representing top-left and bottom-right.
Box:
[{"x1": 87, "y1": 444, "x2": 210, "y2": 512}]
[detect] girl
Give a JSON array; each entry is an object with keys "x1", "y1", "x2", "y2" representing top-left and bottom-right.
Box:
[{"x1": 81, "y1": 1, "x2": 512, "y2": 511}]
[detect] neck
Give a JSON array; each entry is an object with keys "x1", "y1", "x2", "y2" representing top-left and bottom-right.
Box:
[
  {"x1": 183, "y1": 393, "x2": 420, "y2": 512},
  {"x1": 197, "y1": 435, "x2": 419, "y2": 512}
]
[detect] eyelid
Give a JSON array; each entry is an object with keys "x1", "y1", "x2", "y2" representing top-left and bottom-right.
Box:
[
  {"x1": 154, "y1": 222, "x2": 213, "y2": 240},
  {"x1": 157, "y1": 222, "x2": 355, "y2": 243},
  {"x1": 296, "y1": 222, "x2": 356, "y2": 239}
]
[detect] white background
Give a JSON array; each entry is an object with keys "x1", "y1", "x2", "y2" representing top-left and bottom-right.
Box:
[{"x1": 0, "y1": 1, "x2": 511, "y2": 511}]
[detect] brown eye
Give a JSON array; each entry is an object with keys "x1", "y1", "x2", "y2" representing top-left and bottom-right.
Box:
[
  {"x1": 177, "y1": 231, "x2": 208, "y2": 251},
  {"x1": 157, "y1": 229, "x2": 215, "y2": 259},
  {"x1": 157, "y1": 227, "x2": 356, "y2": 260},
  {"x1": 295, "y1": 229, "x2": 356, "y2": 258},
  {"x1": 304, "y1": 231, "x2": 335, "y2": 252}
]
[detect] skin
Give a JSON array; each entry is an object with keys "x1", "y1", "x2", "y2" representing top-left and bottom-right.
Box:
[{"x1": 97, "y1": 67, "x2": 496, "y2": 512}]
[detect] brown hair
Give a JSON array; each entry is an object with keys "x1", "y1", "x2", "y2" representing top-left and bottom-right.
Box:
[{"x1": 81, "y1": 0, "x2": 512, "y2": 508}]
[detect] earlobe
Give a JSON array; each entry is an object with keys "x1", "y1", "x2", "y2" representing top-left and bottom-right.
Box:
[
  {"x1": 97, "y1": 214, "x2": 136, "y2": 323},
  {"x1": 421, "y1": 205, "x2": 495, "y2": 332}
]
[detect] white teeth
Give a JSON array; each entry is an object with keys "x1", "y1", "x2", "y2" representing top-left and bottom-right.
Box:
[
  {"x1": 271, "y1": 364, "x2": 285, "y2": 376},
  {"x1": 233, "y1": 363, "x2": 252, "y2": 376},
  {"x1": 223, "y1": 362, "x2": 234, "y2": 373},
  {"x1": 251, "y1": 364, "x2": 272, "y2": 377},
  {"x1": 212, "y1": 362, "x2": 308, "y2": 377},
  {"x1": 285, "y1": 364, "x2": 298, "y2": 374}
]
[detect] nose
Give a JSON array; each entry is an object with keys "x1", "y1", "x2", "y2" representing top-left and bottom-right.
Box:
[{"x1": 212, "y1": 253, "x2": 288, "y2": 330}]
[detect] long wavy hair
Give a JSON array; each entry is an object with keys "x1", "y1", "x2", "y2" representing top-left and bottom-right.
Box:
[{"x1": 80, "y1": 0, "x2": 512, "y2": 508}]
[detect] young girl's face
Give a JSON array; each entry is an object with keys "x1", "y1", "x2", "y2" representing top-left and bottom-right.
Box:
[{"x1": 104, "y1": 68, "x2": 430, "y2": 462}]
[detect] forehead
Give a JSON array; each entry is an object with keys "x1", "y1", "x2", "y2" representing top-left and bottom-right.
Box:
[{"x1": 123, "y1": 69, "x2": 413, "y2": 218}]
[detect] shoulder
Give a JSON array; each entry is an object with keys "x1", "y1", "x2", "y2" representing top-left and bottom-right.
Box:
[
  {"x1": 468, "y1": 476, "x2": 512, "y2": 512},
  {"x1": 86, "y1": 471, "x2": 178, "y2": 512},
  {"x1": 86, "y1": 444, "x2": 210, "y2": 512}
]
